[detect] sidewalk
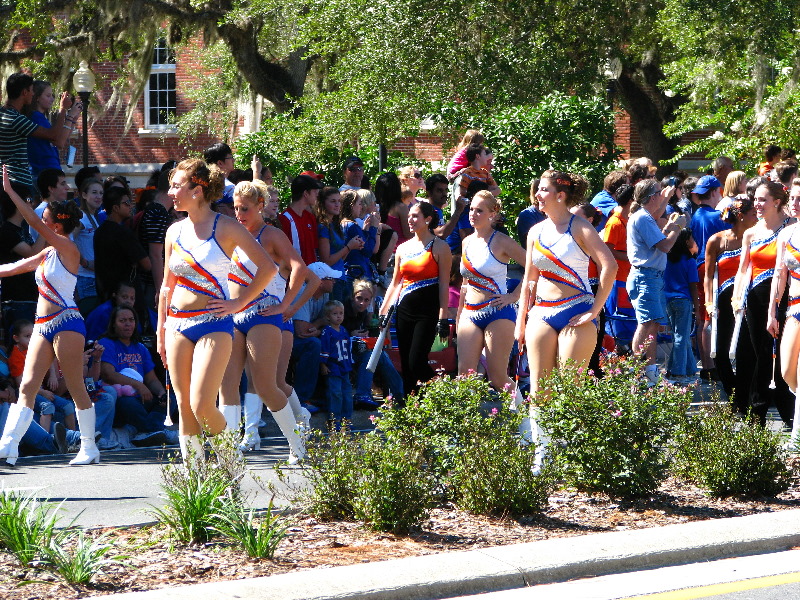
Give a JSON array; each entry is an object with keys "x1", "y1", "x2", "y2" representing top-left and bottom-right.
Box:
[{"x1": 97, "y1": 509, "x2": 800, "y2": 600}]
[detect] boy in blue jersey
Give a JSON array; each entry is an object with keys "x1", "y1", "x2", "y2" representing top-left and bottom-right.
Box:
[{"x1": 320, "y1": 300, "x2": 353, "y2": 428}]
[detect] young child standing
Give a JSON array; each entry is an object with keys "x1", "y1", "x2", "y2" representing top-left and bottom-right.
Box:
[
  {"x1": 320, "y1": 300, "x2": 354, "y2": 428},
  {"x1": 664, "y1": 229, "x2": 700, "y2": 384}
]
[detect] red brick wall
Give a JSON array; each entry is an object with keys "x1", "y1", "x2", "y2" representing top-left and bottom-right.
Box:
[{"x1": 77, "y1": 38, "x2": 217, "y2": 167}]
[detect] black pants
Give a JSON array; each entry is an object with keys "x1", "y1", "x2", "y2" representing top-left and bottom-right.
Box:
[
  {"x1": 713, "y1": 285, "x2": 755, "y2": 414},
  {"x1": 395, "y1": 284, "x2": 439, "y2": 398},
  {"x1": 746, "y1": 280, "x2": 794, "y2": 425}
]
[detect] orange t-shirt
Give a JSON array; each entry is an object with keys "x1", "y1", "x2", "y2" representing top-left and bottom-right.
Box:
[
  {"x1": 9, "y1": 346, "x2": 26, "y2": 379},
  {"x1": 602, "y1": 209, "x2": 630, "y2": 283}
]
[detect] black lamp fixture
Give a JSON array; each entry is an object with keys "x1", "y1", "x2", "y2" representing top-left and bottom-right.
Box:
[{"x1": 72, "y1": 61, "x2": 96, "y2": 169}]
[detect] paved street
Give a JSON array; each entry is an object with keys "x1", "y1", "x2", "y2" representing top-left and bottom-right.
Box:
[{"x1": 451, "y1": 550, "x2": 800, "y2": 600}]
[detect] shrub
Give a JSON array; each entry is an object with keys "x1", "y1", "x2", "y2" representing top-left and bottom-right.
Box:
[
  {"x1": 376, "y1": 374, "x2": 522, "y2": 494},
  {"x1": 0, "y1": 490, "x2": 62, "y2": 566},
  {"x1": 352, "y1": 434, "x2": 434, "y2": 533},
  {"x1": 212, "y1": 499, "x2": 288, "y2": 559},
  {"x1": 537, "y1": 358, "x2": 690, "y2": 499},
  {"x1": 288, "y1": 423, "x2": 364, "y2": 520},
  {"x1": 41, "y1": 531, "x2": 127, "y2": 585},
  {"x1": 150, "y1": 434, "x2": 244, "y2": 544},
  {"x1": 452, "y1": 427, "x2": 556, "y2": 517},
  {"x1": 673, "y1": 404, "x2": 793, "y2": 497}
]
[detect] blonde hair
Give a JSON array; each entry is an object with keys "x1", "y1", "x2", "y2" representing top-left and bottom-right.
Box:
[
  {"x1": 234, "y1": 180, "x2": 268, "y2": 204},
  {"x1": 355, "y1": 189, "x2": 376, "y2": 211},
  {"x1": 398, "y1": 166, "x2": 420, "y2": 181},
  {"x1": 473, "y1": 189, "x2": 501, "y2": 213},
  {"x1": 456, "y1": 129, "x2": 485, "y2": 151},
  {"x1": 352, "y1": 278, "x2": 375, "y2": 298},
  {"x1": 723, "y1": 170, "x2": 747, "y2": 198}
]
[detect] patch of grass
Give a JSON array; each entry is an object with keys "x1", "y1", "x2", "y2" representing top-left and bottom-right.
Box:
[
  {"x1": 212, "y1": 499, "x2": 288, "y2": 559},
  {"x1": 40, "y1": 530, "x2": 128, "y2": 585},
  {"x1": 0, "y1": 490, "x2": 62, "y2": 566}
]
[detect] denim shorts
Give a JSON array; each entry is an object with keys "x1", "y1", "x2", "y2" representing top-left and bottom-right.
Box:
[{"x1": 626, "y1": 267, "x2": 666, "y2": 324}]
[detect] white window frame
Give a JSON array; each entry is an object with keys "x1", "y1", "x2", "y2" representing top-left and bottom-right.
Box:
[{"x1": 140, "y1": 40, "x2": 177, "y2": 134}]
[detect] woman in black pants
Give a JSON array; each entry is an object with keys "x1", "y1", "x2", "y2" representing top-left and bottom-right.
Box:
[
  {"x1": 380, "y1": 203, "x2": 452, "y2": 398},
  {"x1": 732, "y1": 181, "x2": 794, "y2": 425},
  {"x1": 704, "y1": 197, "x2": 757, "y2": 413}
]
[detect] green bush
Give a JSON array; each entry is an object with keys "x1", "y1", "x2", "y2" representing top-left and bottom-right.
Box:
[
  {"x1": 150, "y1": 434, "x2": 244, "y2": 544},
  {"x1": 437, "y1": 93, "x2": 620, "y2": 222},
  {"x1": 0, "y1": 490, "x2": 62, "y2": 566},
  {"x1": 537, "y1": 358, "x2": 690, "y2": 499},
  {"x1": 41, "y1": 531, "x2": 127, "y2": 585},
  {"x1": 290, "y1": 423, "x2": 364, "y2": 520},
  {"x1": 352, "y1": 434, "x2": 434, "y2": 533},
  {"x1": 452, "y1": 427, "x2": 555, "y2": 517},
  {"x1": 376, "y1": 374, "x2": 522, "y2": 494},
  {"x1": 212, "y1": 499, "x2": 288, "y2": 559},
  {"x1": 673, "y1": 404, "x2": 792, "y2": 497}
]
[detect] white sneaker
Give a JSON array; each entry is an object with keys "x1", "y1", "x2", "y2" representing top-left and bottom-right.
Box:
[{"x1": 644, "y1": 368, "x2": 661, "y2": 387}]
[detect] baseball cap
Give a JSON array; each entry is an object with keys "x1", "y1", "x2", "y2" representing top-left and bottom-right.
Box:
[
  {"x1": 693, "y1": 175, "x2": 721, "y2": 195},
  {"x1": 344, "y1": 156, "x2": 364, "y2": 170},
  {"x1": 300, "y1": 170, "x2": 324, "y2": 181},
  {"x1": 308, "y1": 262, "x2": 342, "y2": 280}
]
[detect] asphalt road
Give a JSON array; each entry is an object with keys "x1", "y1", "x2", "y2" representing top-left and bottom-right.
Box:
[
  {"x1": 458, "y1": 550, "x2": 800, "y2": 600},
  {"x1": 0, "y1": 437, "x2": 306, "y2": 528}
]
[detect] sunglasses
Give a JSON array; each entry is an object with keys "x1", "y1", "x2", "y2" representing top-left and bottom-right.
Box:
[{"x1": 413, "y1": 172, "x2": 422, "y2": 178}]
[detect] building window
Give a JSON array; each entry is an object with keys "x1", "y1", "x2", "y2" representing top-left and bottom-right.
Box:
[{"x1": 144, "y1": 39, "x2": 176, "y2": 129}]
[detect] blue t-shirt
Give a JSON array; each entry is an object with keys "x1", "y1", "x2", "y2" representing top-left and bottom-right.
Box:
[
  {"x1": 626, "y1": 209, "x2": 667, "y2": 272},
  {"x1": 343, "y1": 221, "x2": 376, "y2": 278},
  {"x1": 318, "y1": 223, "x2": 347, "y2": 274},
  {"x1": 664, "y1": 255, "x2": 699, "y2": 301},
  {"x1": 690, "y1": 205, "x2": 730, "y2": 268},
  {"x1": 590, "y1": 190, "x2": 617, "y2": 231},
  {"x1": 516, "y1": 206, "x2": 546, "y2": 248},
  {"x1": 27, "y1": 111, "x2": 60, "y2": 176},
  {"x1": 446, "y1": 210, "x2": 472, "y2": 253},
  {"x1": 320, "y1": 325, "x2": 352, "y2": 375},
  {"x1": 98, "y1": 337, "x2": 154, "y2": 378}
]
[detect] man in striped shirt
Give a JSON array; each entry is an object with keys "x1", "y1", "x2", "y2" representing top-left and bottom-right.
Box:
[{"x1": 1, "y1": 73, "x2": 77, "y2": 198}]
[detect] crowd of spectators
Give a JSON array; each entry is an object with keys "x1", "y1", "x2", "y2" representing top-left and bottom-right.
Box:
[{"x1": 1, "y1": 70, "x2": 798, "y2": 459}]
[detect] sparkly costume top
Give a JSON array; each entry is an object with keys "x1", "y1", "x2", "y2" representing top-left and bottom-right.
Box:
[
  {"x1": 168, "y1": 214, "x2": 230, "y2": 300},
  {"x1": 530, "y1": 215, "x2": 591, "y2": 296},
  {"x1": 229, "y1": 225, "x2": 285, "y2": 314}
]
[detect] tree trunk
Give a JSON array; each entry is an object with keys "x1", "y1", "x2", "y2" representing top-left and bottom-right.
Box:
[
  {"x1": 615, "y1": 64, "x2": 683, "y2": 176},
  {"x1": 218, "y1": 21, "x2": 310, "y2": 113}
]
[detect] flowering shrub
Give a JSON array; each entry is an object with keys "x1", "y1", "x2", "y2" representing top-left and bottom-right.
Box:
[
  {"x1": 537, "y1": 358, "x2": 691, "y2": 499},
  {"x1": 672, "y1": 404, "x2": 793, "y2": 498}
]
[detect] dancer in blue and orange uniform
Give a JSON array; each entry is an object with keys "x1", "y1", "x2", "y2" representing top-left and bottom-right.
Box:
[
  {"x1": 768, "y1": 178, "x2": 800, "y2": 446},
  {"x1": 704, "y1": 197, "x2": 757, "y2": 414},
  {"x1": 515, "y1": 170, "x2": 616, "y2": 473},
  {"x1": 732, "y1": 180, "x2": 794, "y2": 427},
  {"x1": 218, "y1": 180, "x2": 310, "y2": 462},
  {"x1": 457, "y1": 190, "x2": 525, "y2": 391},
  {"x1": 158, "y1": 159, "x2": 276, "y2": 462},
  {"x1": 0, "y1": 165, "x2": 98, "y2": 465},
  {"x1": 380, "y1": 202, "x2": 452, "y2": 398}
]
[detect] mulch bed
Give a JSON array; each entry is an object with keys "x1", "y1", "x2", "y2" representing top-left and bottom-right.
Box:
[{"x1": 2, "y1": 466, "x2": 800, "y2": 599}]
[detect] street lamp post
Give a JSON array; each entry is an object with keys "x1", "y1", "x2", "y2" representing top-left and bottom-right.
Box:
[{"x1": 72, "y1": 61, "x2": 96, "y2": 169}]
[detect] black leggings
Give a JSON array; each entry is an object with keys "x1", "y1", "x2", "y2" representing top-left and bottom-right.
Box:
[
  {"x1": 713, "y1": 285, "x2": 755, "y2": 413},
  {"x1": 745, "y1": 280, "x2": 794, "y2": 425},
  {"x1": 395, "y1": 284, "x2": 439, "y2": 398}
]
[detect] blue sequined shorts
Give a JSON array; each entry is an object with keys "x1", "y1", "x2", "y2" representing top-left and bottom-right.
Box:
[
  {"x1": 462, "y1": 302, "x2": 516, "y2": 330},
  {"x1": 34, "y1": 308, "x2": 86, "y2": 343},
  {"x1": 233, "y1": 311, "x2": 284, "y2": 335},
  {"x1": 166, "y1": 307, "x2": 234, "y2": 343},
  {"x1": 528, "y1": 295, "x2": 596, "y2": 334}
]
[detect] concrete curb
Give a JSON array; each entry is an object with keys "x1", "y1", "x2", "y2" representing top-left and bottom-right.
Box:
[{"x1": 96, "y1": 509, "x2": 800, "y2": 600}]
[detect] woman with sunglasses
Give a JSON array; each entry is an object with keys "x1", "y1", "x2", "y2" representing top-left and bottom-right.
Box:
[{"x1": 398, "y1": 166, "x2": 425, "y2": 202}]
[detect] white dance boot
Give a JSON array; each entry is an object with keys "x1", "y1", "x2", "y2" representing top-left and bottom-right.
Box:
[
  {"x1": 69, "y1": 407, "x2": 100, "y2": 465},
  {"x1": 521, "y1": 406, "x2": 550, "y2": 476},
  {"x1": 0, "y1": 404, "x2": 34, "y2": 465},
  {"x1": 286, "y1": 389, "x2": 311, "y2": 434},
  {"x1": 241, "y1": 393, "x2": 262, "y2": 451},
  {"x1": 787, "y1": 393, "x2": 800, "y2": 452},
  {"x1": 270, "y1": 403, "x2": 306, "y2": 465},
  {"x1": 179, "y1": 434, "x2": 205, "y2": 468},
  {"x1": 221, "y1": 404, "x2": 242, "y2": 433}
]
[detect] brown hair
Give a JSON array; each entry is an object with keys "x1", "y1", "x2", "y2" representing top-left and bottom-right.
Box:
[
  {"x1": 540, "y1": 170, "x2": 589, "y2": 207},
  {"x1": 173, "y1": 158, "x2": 225, "y2": 205}
]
